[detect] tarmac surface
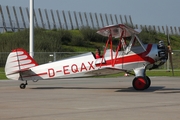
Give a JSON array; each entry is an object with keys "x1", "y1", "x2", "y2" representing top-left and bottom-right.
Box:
[{"x1": 0, "y1": 76, "x2": 180, "y2": 120}]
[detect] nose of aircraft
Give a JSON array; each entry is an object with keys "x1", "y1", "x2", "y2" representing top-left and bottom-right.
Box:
[
  {"x1": 151, "y1": 40, "x2": 174, "y2": 75},
  {"x1": 158, "y1": 40, "x2": 168, "y2": 61},
  {"x1": 149, "y1": 41, "x2": 168, "y2": 70}
]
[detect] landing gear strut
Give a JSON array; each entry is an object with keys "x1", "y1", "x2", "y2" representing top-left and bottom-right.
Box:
[
  {"x1": 20, "y1": 81, "x2": 28, "y2": 89},
  {"x1": 132, "y1": 76, "x2": 151, "y2": 90},
  {"x1": 133, "y1": 66, "x2": 151, "y2": 90}
]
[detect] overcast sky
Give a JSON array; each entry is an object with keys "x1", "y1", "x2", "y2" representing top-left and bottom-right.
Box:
[{"x1": 0, "y1": 0, "x2": 180, "y2": 27}]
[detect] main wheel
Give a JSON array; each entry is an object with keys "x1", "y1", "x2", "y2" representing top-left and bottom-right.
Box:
[
  {"x1": 132, "y1": 76, "x2": 147, "y2": 90},
  {"x1": 145, "y1": 76, "x2": 151, "y2": 89},
  {"x1": 20, "y1": 83, "x2": 26, "y2": 89}
]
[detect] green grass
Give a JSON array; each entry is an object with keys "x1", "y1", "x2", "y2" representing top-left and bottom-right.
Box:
[
  {"x1": 63, "y1": 45, "x2": 95, "y2": 52},
  {"x1": 0, "y1": 67, "x2": 7, "y2": 79},
  {"x1": 146, "y1": 70, "x2": 180, "y2": 76}
]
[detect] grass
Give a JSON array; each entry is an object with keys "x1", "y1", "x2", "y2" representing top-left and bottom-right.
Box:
[
  {"x1": 0, "y1": 67, "x2": 7, "y2": 79},
  {"x1": 63, "y1": 45, "x2": 95, "y2": 52},
  {"x1": 146, "y1": 70, "x2": 180, "y2": 77}
]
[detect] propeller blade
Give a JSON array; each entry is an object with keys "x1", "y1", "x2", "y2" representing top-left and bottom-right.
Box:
[
  {"x1": 166, "y1": 26, "x2": 174, "y2": 76},
  {"x1": 166, "y1": 26, "x2": 170, "y2": 45},
  {"x1": 168, "y1": 46, "x2": 174, "y2": 76}
]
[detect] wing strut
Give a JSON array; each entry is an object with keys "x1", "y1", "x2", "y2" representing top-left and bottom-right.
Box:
[
  {"x1": 113, "y1": 30, "x2": 125, "y2": 66},
  {"x1": 100, "y1": 33, "x2": 113, "y2": 67}
]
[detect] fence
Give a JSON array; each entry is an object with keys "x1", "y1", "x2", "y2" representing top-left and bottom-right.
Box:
[
  {"x1": 0, "y1": 5, "x2": 133, "y2": 32},
  {"x1": 0, "y1": 5, "x2": 180, "y2": 35},
  {"x1": 0, "y1": 51, "x2": 180, "y2": 70}
]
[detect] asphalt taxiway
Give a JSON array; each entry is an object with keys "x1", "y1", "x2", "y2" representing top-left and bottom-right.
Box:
[{"x1": 0, "y1": 76, "x2": 180, "y2": 120}]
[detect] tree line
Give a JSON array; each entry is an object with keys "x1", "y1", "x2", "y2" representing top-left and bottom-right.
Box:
[{"x1": 0, "y1": 26, "x2": 179, "y2": 53}]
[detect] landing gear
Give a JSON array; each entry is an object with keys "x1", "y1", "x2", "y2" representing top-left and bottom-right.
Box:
[
  {"x1": 132, "y1": 76, "x2": 151, "y2": 90},
  {"x1": 145, "y1": 76, "x2": 151, "y2": 89},
  {"x1": 20, "y1": 81, "x2": 28, "y2": 89}
]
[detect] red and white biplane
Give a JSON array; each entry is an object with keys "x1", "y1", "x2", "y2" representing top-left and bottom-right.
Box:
[{"x1": 5, "y1": 24, "x2": 173, "y2": 90}]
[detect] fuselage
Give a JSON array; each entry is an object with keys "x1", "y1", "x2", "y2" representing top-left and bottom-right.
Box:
[
  {"x1": 4, "y1": 24, "x2": 169, "y2": 90},
  {"x1": 19, "y1": 43, "x2": 166, "y2": 81}
]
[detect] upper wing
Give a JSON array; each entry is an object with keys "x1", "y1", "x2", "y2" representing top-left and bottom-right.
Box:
[{"x1": 97, "y1": 24, "x2": 141, "y2": 38}]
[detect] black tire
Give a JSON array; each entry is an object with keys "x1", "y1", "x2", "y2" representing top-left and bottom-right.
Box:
[
  {"x1": 132, "y1": 76, "x2": 147, "y2": 90},
  {"x1": 145, "y1": 76, "x2": 151, "y2": 89},
  {"x1": 20, "y1": 83, "x2": 26, "y2": 89}
]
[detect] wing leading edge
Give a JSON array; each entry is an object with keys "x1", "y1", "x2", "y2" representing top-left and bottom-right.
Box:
[{"x1": 97, "y1": 24, "x2": 141, "y2": 38}]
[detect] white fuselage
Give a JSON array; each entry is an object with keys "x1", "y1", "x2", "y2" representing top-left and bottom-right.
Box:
[
  {"x1": 5, "y1": 43, "x2": 163, "y2": 81},
  {"x1": 19, "y1": 44, "x2": 160, "y2": 81}
]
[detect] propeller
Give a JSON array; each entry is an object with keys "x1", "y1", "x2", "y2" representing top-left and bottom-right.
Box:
[{"x1": 166, "y1": 26, "x2": 174, "y2": 76}]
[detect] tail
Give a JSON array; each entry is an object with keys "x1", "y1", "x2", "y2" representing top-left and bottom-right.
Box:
[{"x1": 5, "y1": 48, "x2": 38, "y2": 80}]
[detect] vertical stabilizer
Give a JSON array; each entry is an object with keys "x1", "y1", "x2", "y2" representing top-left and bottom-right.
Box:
[{"x1": 5, "y1": 48, "x2": 38, "y2": 80}]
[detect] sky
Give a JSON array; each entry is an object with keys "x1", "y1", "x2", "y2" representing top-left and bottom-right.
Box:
[{"x1": 0, "y1": 0, "x2": 180, "y2": 27}]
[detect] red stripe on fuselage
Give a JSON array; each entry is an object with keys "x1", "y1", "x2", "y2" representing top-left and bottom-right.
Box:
[{"x1": 96, "y1": 44, "x2": 154, "y2": 67}]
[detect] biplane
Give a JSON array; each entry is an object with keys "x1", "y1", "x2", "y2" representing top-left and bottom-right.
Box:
[{"x1": 5, "y1": 24, "x2": 173, "y2": 90}]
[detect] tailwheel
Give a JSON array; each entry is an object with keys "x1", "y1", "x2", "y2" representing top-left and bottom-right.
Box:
[
  {"x1": 132, "y1": 76, "x2": 150, "y2": 90},
  {"x1": 20, "y1": 81, "x2": 28, "y2": 89}
]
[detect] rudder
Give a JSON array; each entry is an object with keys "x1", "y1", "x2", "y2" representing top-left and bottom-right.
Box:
[{"x1": 5, "y1": 48, "x2": 38, "y2": 80}]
